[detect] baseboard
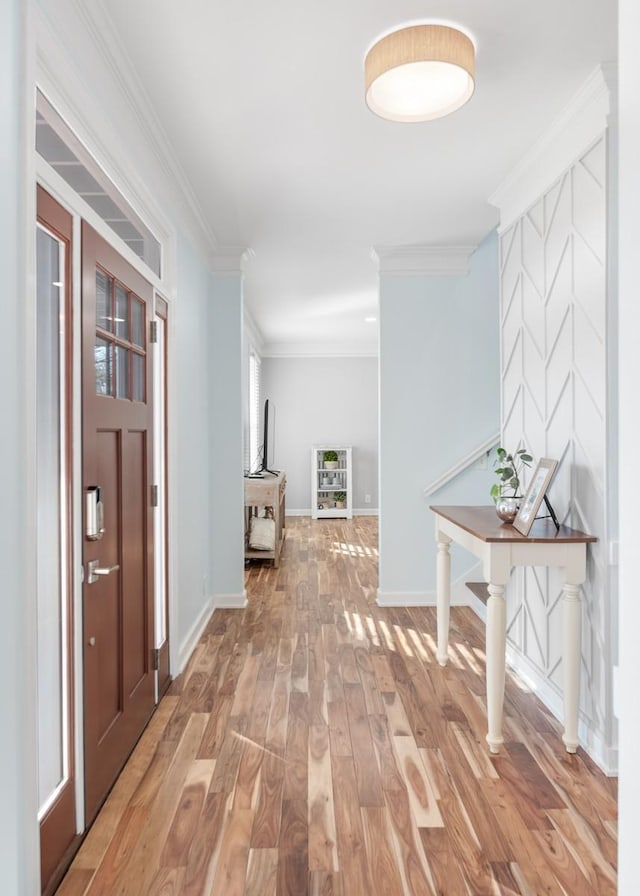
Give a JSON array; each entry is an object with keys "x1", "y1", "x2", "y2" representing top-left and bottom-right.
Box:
[
  {"x1": 285, "y1": 509, "x2": 379, "y2": 517},
  {"x1": 177, "y1": 598, "x2": 215, "y2": 674},
  {"x1": 214, "y1": 590, "x2": 248, "y2": 609},
  {"x1": 376, "y1": 561, "x2": 482, "y2": 608},
  {"x1": 376, "y1": 590, "x2": 435, "y2": 607}
]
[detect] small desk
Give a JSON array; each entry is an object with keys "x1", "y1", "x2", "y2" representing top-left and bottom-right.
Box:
[
  {"x1": 244, "y1": 472, "x2": 286, "y2": 567},
  {"x1": 430, "y1": 505, "x2": 596, "y2": 754}
]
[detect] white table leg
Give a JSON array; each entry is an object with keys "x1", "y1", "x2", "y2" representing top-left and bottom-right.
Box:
[
  {"x1": 562, "y1": 582, "x2": 582, "y2": 753},
  {"x1": 436, "y1": 537, "x2": 451, "y2": 666},
  {"x1": 486, "y1": 582, "x2": 507, "y2": 753}
]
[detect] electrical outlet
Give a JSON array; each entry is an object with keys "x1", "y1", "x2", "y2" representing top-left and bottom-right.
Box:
[{"x1": 364, "y1": 493, "x2": 371, "y2": 504}]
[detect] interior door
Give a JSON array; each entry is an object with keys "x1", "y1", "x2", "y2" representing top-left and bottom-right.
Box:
[{"x1": 82, "y1": 222, "x2": 155, "y2": 823}]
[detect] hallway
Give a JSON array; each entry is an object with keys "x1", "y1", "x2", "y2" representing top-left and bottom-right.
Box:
[{"x1": 57, "y1": 516, "x2": 617, "y2": 895}]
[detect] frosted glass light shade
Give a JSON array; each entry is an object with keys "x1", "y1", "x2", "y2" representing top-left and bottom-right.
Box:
[{"x1": 365, "y1": 24, "x2": 475, "y2": 123}]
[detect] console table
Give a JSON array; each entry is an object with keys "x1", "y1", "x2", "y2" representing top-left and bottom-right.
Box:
[
  {"x1": 430, "y1": 505, "x2": 596, "y2": 754},
  {"x1": 244, "y1": 471, "x2": 286, "y2": 567}
]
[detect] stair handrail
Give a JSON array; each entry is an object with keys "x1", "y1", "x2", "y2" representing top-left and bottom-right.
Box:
[{"x1": 423, "y1": 432, "x2": 500, "y2": 497}]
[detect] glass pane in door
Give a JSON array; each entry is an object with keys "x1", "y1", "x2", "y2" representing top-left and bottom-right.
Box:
[
  {"x1": 36, "y1": 225, "x2": 68, "y2": 815},
  {"x1": 132, "y1": 352, "x2": 144, "y2": 402},
  {"x1": 115, "y1": 283, "x2": 129, "y2": 340},
  {"x1": 96, "y1": 269, "x2": 112, "y2": 332},
  {"x1": 95, "y1": 337, "x2": 112, "y2": 395},
  {"x1": 115, "y1": 345, "x2": 129, "y2": 399}
]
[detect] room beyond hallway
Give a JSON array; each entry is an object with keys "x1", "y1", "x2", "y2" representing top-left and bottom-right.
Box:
[{"x1": 56, "y1": 516, "x2": 617, "y2": 895}]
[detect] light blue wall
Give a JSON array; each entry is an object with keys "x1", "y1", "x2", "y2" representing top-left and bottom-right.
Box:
[
  {"x1": 209, "y1": 274, "x2": 245, "y2": 599},
  {"x1": 262, "y1": 356, "x2": 379, "y2": 512},
  {"x1": 379, "y1": 231, "x2": 500, "y2": 599},
  {"x1": 174, "y1": 246, "x2": 245, "y2": 633},
  {"x1": 174, "y1": 233, "x2": 215, "y2": 640}
]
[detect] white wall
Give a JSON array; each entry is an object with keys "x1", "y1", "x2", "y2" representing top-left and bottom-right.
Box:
[
  {"x1": 378, "y1": 232, "x2": 500, "y2": 603},
  {"x1": 0, "y1": 0, "x2": 40, "y2": 891},
  {"x1": 618, "y1": 0, "x2": 640, "y2": 888},
  {"x1": 494, "y1": 71, "x2": 615, "y2": 770},
  {"x1": 261, "y1": 356, "x2": 378, "y2": 513}
]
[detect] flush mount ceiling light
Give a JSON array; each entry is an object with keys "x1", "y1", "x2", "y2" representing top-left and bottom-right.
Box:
[{"x1": 365, "y1": 23, "x2": 475, "y2": 123}]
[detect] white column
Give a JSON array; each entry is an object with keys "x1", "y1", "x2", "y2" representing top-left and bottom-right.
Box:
[
  {"x1": 485, "y1": 582, "x2": 507, "y2": 753},
  {"x1": 0, "y1": 0, "x2": 39, "y2": 891},
  {"x1": 619, "y1": 1, "x2": 640, "y2": 892},
  {"x1": 436, "y1": 535, "x2": 451, "y2": 665},
  {"x1": 561, "y1": 582, "x2": 582, "y2": 753}
]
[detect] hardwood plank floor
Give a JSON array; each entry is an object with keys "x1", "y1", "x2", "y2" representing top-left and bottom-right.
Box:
[{"x1": 57, "y1": 516, "x2": 617, "y2": 895}]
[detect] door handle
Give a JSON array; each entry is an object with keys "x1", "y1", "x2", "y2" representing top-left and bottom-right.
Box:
[{"x1": 87, "y1": 560, "x2": 120, "y2": 585}]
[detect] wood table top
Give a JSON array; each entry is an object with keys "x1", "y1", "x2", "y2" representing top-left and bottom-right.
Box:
[{"x1": 429, "y1": 505, "x2": 597, "y2": 544}]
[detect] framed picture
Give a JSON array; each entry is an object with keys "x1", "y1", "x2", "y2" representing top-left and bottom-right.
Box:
[{"x1": 513, "y1": 458, "x2": 559, "y2": 536}]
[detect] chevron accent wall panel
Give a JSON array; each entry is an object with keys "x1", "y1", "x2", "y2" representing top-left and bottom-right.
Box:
[{"x1": 499, "y1": 135, "x2": 612, "y2": 758}]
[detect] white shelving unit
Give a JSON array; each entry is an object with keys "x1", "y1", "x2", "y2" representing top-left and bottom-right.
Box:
[{"x1": 311, "y1": 446, "x2": 352, "y2": 519}]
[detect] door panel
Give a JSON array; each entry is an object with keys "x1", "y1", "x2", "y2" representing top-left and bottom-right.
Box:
[{"x1": 82, "y1": 222, "x2": 155, "y2": 824}]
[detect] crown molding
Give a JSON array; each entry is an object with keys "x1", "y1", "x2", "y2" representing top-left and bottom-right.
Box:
[
  {"x1": 489, "y1": 64, "x2": 616, "y2": 232},
  {"x1": 211, "y1": 247, "x2": 254, "y2": 274},
  {"x1": 52, "y1": 0, "x2": 219, "y2": 259},
  {"x1": 372, "y1": 245, "x2": 476, "y2": 275}
]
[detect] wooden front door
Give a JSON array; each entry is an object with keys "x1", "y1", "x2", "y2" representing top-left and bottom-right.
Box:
[{"x1": 82, "y1": 222, "x2": 155, "y2": 823}]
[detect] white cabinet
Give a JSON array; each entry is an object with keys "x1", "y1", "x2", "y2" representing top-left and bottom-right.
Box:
[{"x1": 311, "y1": 446, "x2": 352, "y2": 519}]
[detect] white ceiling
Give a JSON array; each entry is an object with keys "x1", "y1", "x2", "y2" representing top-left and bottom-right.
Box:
[{"x1": 103, "y1": 0, "x2": 617, "y2": 353}]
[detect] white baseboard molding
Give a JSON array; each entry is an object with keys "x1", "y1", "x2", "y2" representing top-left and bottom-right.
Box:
[
  {"x1": 376, "y1": 561, "x2": 482, "y2": 608},
  {"x1": 177, "y1": 597, "x2": 214, "y2": 675},
  {"x1": 376, "y1": 590, "x2": 436, "y2": 607},
  {"x1": 214, "y1": 590, "x2": 247, "y2": 609},
  {"x1": 285, "y1": 509, "x2": 379, "y2": 517}
]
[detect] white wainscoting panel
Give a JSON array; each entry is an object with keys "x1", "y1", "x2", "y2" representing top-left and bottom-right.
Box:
[{"x1": 500, "y1": 134, "x2": 614, "y2": 767}]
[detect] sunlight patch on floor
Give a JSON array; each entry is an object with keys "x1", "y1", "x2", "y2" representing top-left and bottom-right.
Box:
[
  {"x1": 364, "y1": 614, "x2": 381, "y2": 648},
  {"x1": 406, "y1": 627, "x2": 431, "y2": 663},
  {"x1": 377, "y1": 619, "x2": 397, "y2": 653},
  {"x1": 331, "y1": 540, "x2": 379, "y2": 558},
  {"x1": 455, "y1": 642, "x2": 483, "y2": 675},
  {"x1": 392, "y1": 624, "x2": 414, "y2": 658}
]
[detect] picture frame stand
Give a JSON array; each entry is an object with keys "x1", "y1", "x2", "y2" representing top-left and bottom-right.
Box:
[{"x1": 542, "y1": 494, "x2": 560, "y2": 530}]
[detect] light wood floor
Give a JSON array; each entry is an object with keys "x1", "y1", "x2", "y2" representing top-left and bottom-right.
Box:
[{"x1": 58, "y1": 516, "x2": 617, "y2": 895}]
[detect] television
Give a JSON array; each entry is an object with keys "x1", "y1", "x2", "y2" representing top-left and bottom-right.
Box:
[{"x1": 259, "y1": 398, "x2": 278, "y2": 474}]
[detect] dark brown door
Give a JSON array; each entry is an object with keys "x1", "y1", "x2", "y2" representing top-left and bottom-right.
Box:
[
  {"x1": 37, "y1": 187, "x2": 78, "y2": 894},
  {"x1": 82, "y1": 223, "x2": 155, "y2": 823}
]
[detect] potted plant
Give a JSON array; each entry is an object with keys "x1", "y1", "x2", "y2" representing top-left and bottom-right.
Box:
[
  {"x1": 334, "y1": 491, "x2": 346, "y2": 508},
  {"x1": 323, "y1": 449, "x2": 339, "y2": 470},
  {"x1": 491, "y1": 446, "x2": 533, "y2": 522}
]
